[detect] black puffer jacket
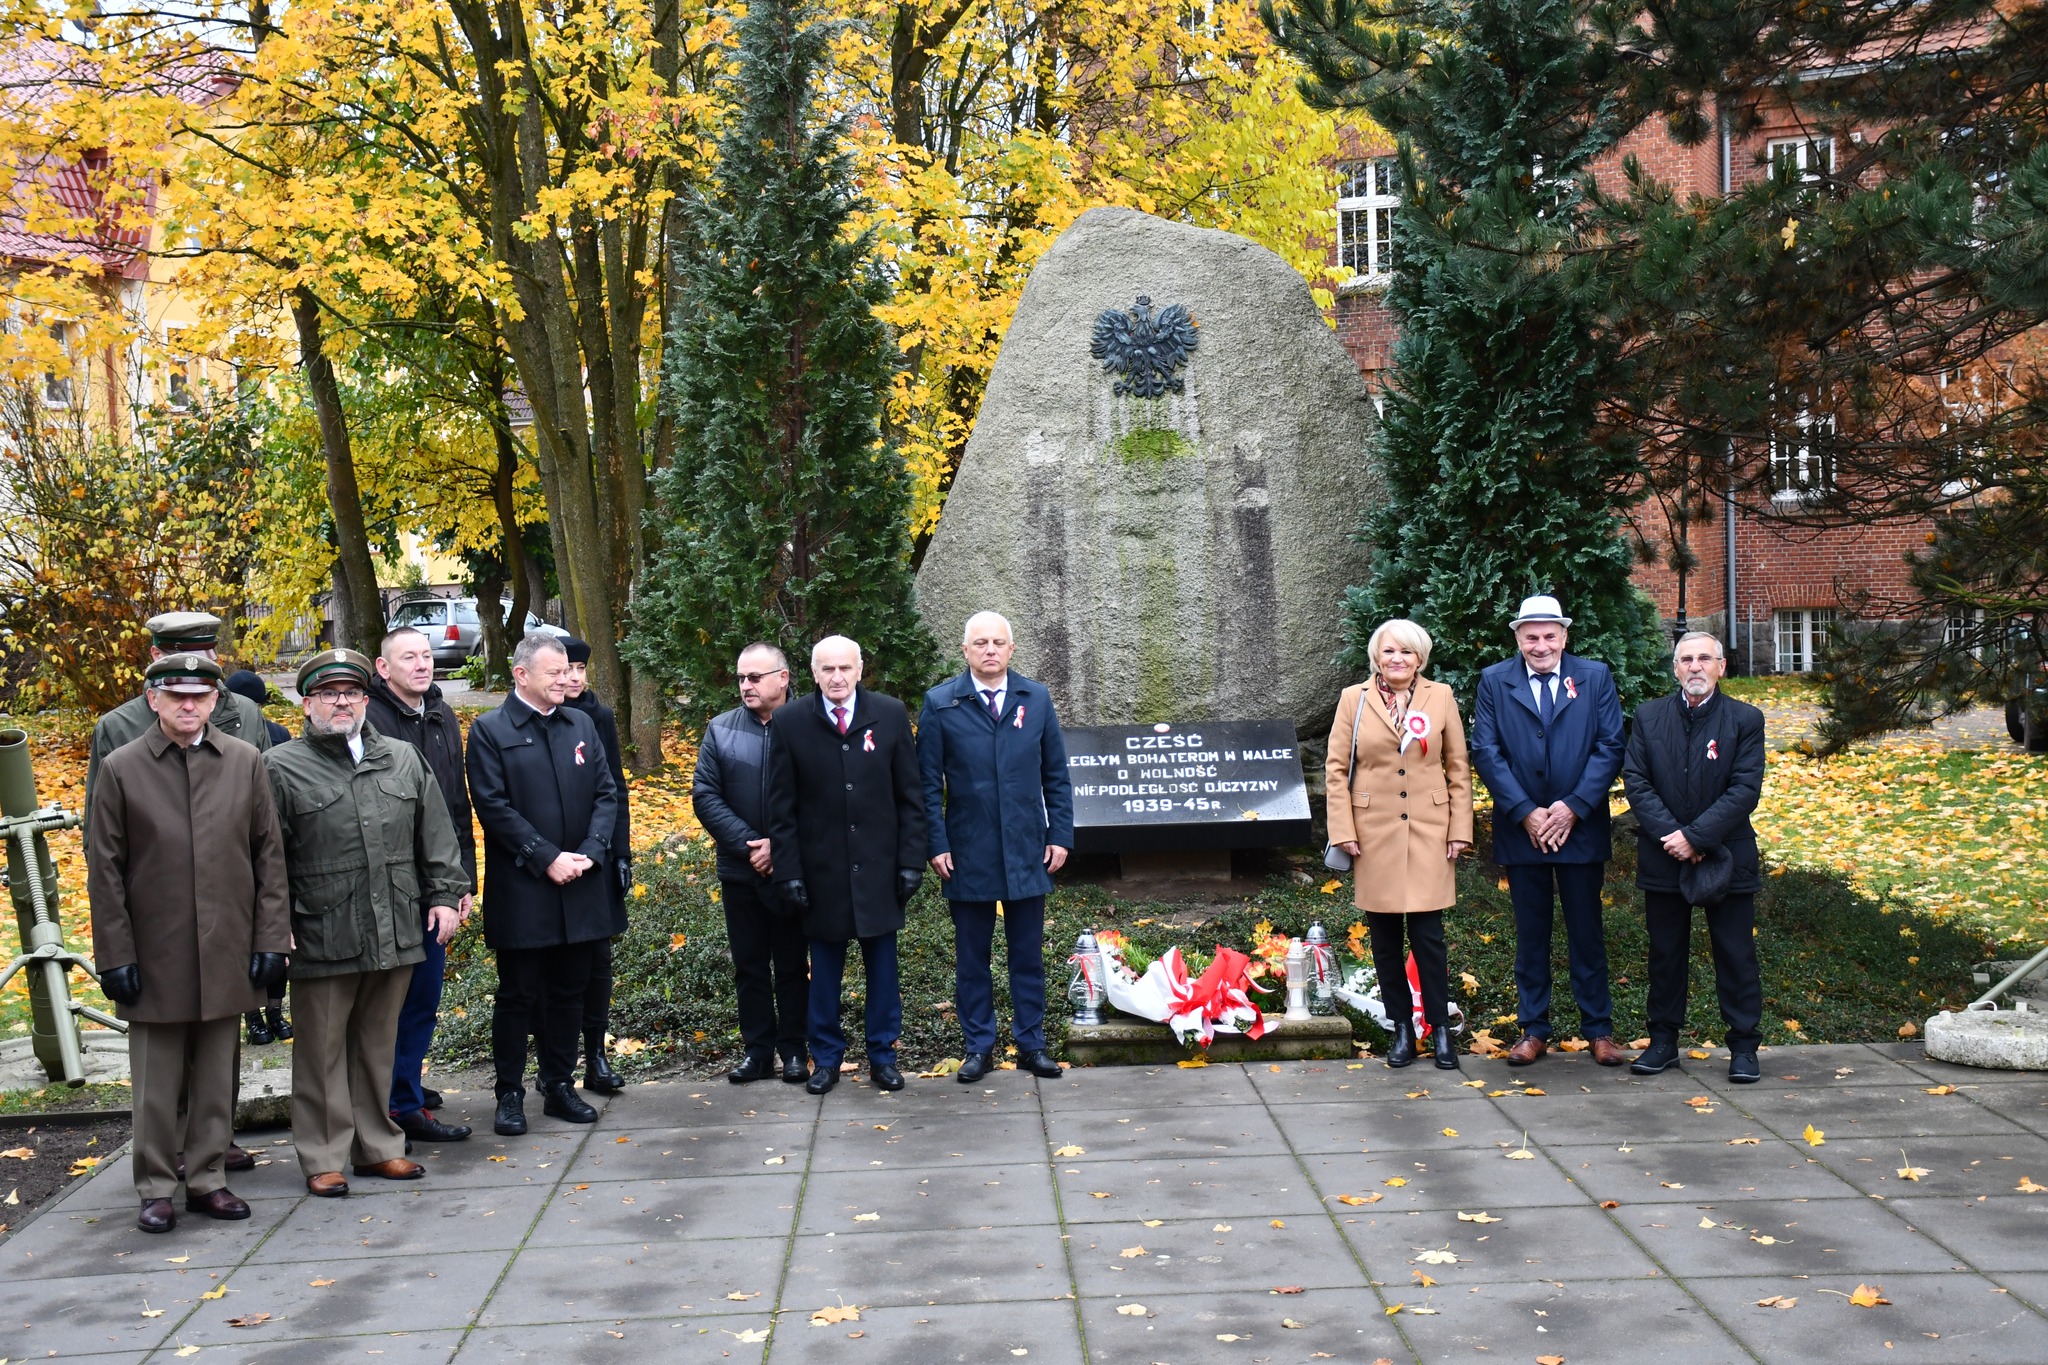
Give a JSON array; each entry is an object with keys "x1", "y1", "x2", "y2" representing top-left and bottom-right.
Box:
[
  {"x1": 364, "y1": 675, "x2": 476, "y2": 881},
  {"x1": 692, "y1": 705, "x2": 777, "y2": 882},
  {"x1": 1622, "y1": 689, "x2": 1767, "y2": 895}
]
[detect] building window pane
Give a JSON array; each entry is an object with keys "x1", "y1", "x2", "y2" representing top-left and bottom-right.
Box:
[
  {"x1": 1774, "y1": 608, "x2": 1836, "y2": 673},
  {"x1": 1768, "y1": 136, "x2": 1834, "y2": 182},
  {"x1": 1769, "y1": 398, "x2": 1837, "y2": 499},
  {"x1": 1336, "y1": 158, "x2": 1400, "y2": 276},
  {"x1": 42, "y1": 322, "x2": 73, "y2": 408}
]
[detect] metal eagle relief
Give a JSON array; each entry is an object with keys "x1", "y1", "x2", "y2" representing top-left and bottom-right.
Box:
[{"x1": 1089, "y1": 295, "x2": 1199, "y2": 398}]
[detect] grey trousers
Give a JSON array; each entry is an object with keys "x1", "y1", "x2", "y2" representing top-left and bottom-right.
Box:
[
  {"x1": 131, "y1": 1017, "x2": 239, "y2": 1201},
  {"x1": 290, "y1": 967, "x2": 412, "y2": 1175}
]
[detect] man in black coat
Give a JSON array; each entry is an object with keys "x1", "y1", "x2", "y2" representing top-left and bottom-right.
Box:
[
  {"x1": 560, "y1": 636, "x2": 630, "y2": 1097},
  {"x1": 466, "y1": 634, "x2": 621, "y2": 1136},
  {"x1": 692, "y1": 642, "x2": 810, "y2": 1085},
  {"x1": 365, "y1": 626, "x2": 477, "y2": 1142},
  {"x1": 766, "y1": 635, "x2": 926, "y2": 1096},
  {"x1": 1621, "y1": 631, "x2": 1768, "y2": 1084}
]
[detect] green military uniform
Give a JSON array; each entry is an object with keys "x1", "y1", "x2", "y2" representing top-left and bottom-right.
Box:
[{"x1": 264, "y1": 650, "x2": 469, "y2": 1182}]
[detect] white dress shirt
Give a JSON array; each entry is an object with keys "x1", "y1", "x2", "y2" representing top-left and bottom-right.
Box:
[{"x1": 972, "y1": 673, "x2": 1010, "y2": 719}]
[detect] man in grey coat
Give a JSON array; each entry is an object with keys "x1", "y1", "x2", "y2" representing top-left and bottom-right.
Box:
[{"x1": 85, "y1": 612, "x2": 273, "y2": 817}]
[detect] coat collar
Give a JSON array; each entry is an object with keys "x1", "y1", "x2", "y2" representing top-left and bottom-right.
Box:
[
  {"x1": 143, "y1": 722, "x2": 218, "y2": 757},
  {"x1": 1507, "y1": 651, "x2": 1584, "y2": 719},
  {"x1": 1361, "y1": 674, "x2": 1434, "y2": 739},
  {"x1": 942, "y1": 670, "x2": 1033, "y2": 725},
  {"x1": 504, "y1": 692, "x2": 563, "y2": 729}
]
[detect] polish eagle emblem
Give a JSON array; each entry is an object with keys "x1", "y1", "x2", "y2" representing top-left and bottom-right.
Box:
[{"x1": 1089, "y1": 295, "x2": 1199, "y2": 398}]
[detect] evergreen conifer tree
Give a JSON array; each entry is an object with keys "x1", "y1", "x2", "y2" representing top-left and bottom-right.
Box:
[
  {"x1": 1264, "y1": 0, "x2": 1670, "y2": 706},
  {"x1": 630, "y1": 0, "x2": 939, "y2": 719}
]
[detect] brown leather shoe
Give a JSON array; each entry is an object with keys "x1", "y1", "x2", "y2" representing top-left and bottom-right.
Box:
[
  {"x1": 350, "y1": 1157, "x2": 425, "y2": 1181},
  {"x1": 1589, "y1": 1036, "x2": 1629, "y2": 1067},
  {"x1": 185, "y1": 1187, "x2": 251, "y2": 1220},
  {"x1": 138, "y1": 1197, "x2": 177, "y2": 1233},
  {"x1": 306, "y1": 1171, "x2": 350, "y2": 1197},
  {"x1": 1504, "y1": 1033, "x2": 1548, "y2": 1066}
]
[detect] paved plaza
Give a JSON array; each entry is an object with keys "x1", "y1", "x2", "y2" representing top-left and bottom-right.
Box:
[{"x1": 5, "y1": 1041, "x2": 2048, "y2": 1363}]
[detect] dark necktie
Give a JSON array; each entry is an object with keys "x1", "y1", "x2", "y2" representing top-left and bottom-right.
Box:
[
  {"x1": 833, "y1": 705, "x2": 849, "y2": 735},
  {"x1": 982, "y1": 688, "x2": 1000, "y2": 718},
  {"x1": 1535, "y1": 672, "x2": 1556, "y2": 727}
]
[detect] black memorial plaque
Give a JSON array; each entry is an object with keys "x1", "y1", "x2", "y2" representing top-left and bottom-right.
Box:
[{"x1": 1065, "y1": 719, "x2": 1312, "y2": 854}]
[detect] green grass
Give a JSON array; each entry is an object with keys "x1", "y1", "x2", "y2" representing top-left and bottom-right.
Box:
[
  {"x1": 430, "y1": 819, "x2": 1991, "y2": 1075},
  {"x1": 0, "y1": 1080, "x2": 132, "y2": 1115}
]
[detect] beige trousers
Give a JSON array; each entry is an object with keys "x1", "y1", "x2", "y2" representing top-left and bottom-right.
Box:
[
  {"x1": 289, "y1": 967, "x2": 412, "y2": 1175},
  {"x1": 131, "y1": 1017, "x2": 240, "y2": 1201}
]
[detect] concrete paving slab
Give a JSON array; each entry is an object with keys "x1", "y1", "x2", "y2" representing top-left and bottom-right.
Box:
[
  {"x1": 780, "y1": 1223, "x2": 1072, "y2": 1308},
  {"x1": 1882, "y1": 1194, "x2": 2048, "y2": 1272},
  {"x1": 1040, "y1": 1062, "x2": 1260, "y2": 1110},
  {"x1": 1547, "y1": 1138, "x2": 1860, "y2": 1204},
  {"x1": 563, "y1": 1119, "x2": 813, "y2": 1181},
  {"x1": 1500, "y1": 1085, "x2": 1776, "y2": 1144},
  {"x1": 453, "y1": 1315, "x2": 776, "y2": 1362},
  {"x1": 1338, "y1": 1202, "x2": 1656, "y2": 1284},
  {"x1": 1385, "y1": 1274, "x2": 1756, "y2": 1364},
  {"x1": 261, "y1": 1183, "x2": 551, "y2": 1260},
  {"x1": 479, "y1": 1236, "x2": 793, "y2": 1325},
  {"x1": 1693, "y1": 1271, "x2": 2048, "y2": 1363},
  {"x1": 1803, "y1": 1132, "x2": 2048, "y2": 1198},
  {"x1": 173, "y1": 1247, "x2": 511, "y2": 1345},
  {"x1": 537, "y1": 1170, "x2": 804, "y2": 1245},
  {"x1": 0, "y1": 1266, "x2": 207, "y2": 1358},
  {"x1": 796, "y1": 1160, "x2": 1056, "y2": 1234},
  {"x1": 765, "y1": 1299, "x2": 1085, "y2": 1365},
  {"x1": 1282, "y1": 1096, "x2": 1529, "y2": 1154},
  {"x1": 809, "y1": 1109, "x2": 1047, "y2": 1171},
  {"x1": 1902, "y1": 1050, "x2": 2048, "y2": 1086},
  {"x1": 1042, "y1": 1102, "x2": 1288, "y2": 1161},
  {"x1": 183, "y1": 1328, "x2": 469, "y2": 1362},
  {"x1": 1076, "y1": 1285, "x2": 1410, "y2": 1364},
  {"x1": 1247, "y1": 1058, "x2": 1491, "y2": 1104},
  {"x1": 1959, "y1": 1080, "x2": 2048, "y2": 1136},
  {"x1": 1298, "y1": 1146, "x2": 1597, "y2": 1211},
  {"x1": 1733, "y1": 1083, "x2": 2030, "y2": 1140},
  {"x1": 1619, "y1": 1195, "x2": 1958, "y2": 1277},
  {"x1": 1065, "y1": 1213, "x2": 1368, "y2": 1297},
  {"x1": 1050, "y1": 1153, "x2": 1330, "y2": 1223},
  {"x1": 0, "y1": 1195, "x2": 297, "y2": 1277}
]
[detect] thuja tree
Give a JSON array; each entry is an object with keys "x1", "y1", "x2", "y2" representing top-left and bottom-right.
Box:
[
  {"x1": 631, "y1": 0, "x2": 939, "y2": 721},
  {"x1": 1263, "y1": 0, "x2": 1669, "y2": 707}
]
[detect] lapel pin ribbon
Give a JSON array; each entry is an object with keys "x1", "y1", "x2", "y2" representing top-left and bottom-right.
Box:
[
  {"x1": 1400, "y1": 710, "x2": 1431, "y2": 758},
  {"x1": 862, "y1": 728, "x2": 875, "y2": 753},
  {"x1": 1706, "y1": 739, "x2": 1719, "y2": 760},
  {"x1": 1013, "y1": 704, "x2": 1025, "y2": 729},
  {"x1": 573, "y1": 740, "x2": 587, "y2": 766},
  {"x1": 1562, "y1": 676, "x2": 1578, "y2": 700}
]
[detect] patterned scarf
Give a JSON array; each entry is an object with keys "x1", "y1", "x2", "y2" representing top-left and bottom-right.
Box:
[{"x1": 1375, "y1": 676, "x2": 1415, "y2": 738}]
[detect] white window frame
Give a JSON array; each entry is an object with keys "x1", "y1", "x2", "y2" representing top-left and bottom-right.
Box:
[
  {"x1": 1775, "y1": 607, "x2": 1836, "y2": 674},
  {"x1": 1945, "y1": 606, "x2": 1984, "y2": 657},
  {"x1": 1767, "y1": 136, "x2": 1835, "y2": 183},
  {"x1": 42, "y1": 321, "x2": 74, "y2": 409},
  {"x1": 1336, "y1": 158, "x2": 1399, "y2": 278},
  {"x1": 1769, "y1": 401, "x2": 1837, "y2": 501}
]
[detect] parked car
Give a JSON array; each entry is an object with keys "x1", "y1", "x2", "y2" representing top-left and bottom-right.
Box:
[{"x1": 385, "y1": 596, "x2": 567, "y2": 670}]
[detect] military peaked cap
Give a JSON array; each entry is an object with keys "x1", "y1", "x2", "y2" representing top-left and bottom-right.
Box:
[
  {"x1": 295, "y1": 648, "x2": 375, "y2": 695},
  {"x1": 145, "y1": 611, "x2": 223, "y2": 649},
  {"x1": 144, "y1": 653, "x2": 225, "y2": 695}
]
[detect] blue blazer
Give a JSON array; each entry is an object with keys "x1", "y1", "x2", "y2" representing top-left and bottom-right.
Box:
[
  {"x1": 917, "y1": 671, "x2": 1076, "y2": 902},
  {"x1": 1469, "y1": 651, "x2": 1624, "y2": 865}
]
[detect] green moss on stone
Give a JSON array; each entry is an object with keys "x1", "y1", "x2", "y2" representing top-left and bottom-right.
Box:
[{"x1": 1115, "y1": 427, "x2": 1192, "y2": 464}]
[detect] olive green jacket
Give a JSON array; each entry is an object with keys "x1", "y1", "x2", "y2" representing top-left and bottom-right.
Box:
[
  {"x1": 86, "y1": 689, "x2": 272, "y2": 833},
  {"x1": 263, "y1": 726, "x2": 471, "y2": 980}
]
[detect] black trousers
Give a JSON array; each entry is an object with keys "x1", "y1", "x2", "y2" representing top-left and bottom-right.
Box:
[
  {"x1": 1367, "y1": 910, "x2": 1449, "y2": 1029},
  {"x1": 1644, "y1": 890, "x2": 1763, "y2": 1052},
  {"x1": 723, "y1": 878, "x2": 811, "y2": 1063},
  {"x1": 580, "y1": 936, "x2": 614, "y2": 1059},
  {"x1": 494, "y1": 941, "x2": 599, "y2": 1094}
]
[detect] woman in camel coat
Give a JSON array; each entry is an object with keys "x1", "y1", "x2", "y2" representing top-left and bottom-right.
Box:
[{"x1": 1325, "y1": 618, "x2": 1475, "y2": 1069}]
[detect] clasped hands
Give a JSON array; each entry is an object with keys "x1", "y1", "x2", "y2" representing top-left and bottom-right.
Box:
[
  {"x1": 546, "y1": 851, "x2": 594, "y2": 885},
  {"x1": 1522, "y1": 801, "x2": 1581, "y2": 854},
  {"x1": 929, "y1": 846, "x2": 1069, "y2": 879}
]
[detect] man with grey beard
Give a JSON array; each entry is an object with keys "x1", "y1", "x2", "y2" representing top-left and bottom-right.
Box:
[
  {"x1": 1621, "y1": 631, "x2": 1767, "y2": 1084},
  {"x1": 265, "y1": 650, "x2": 469, "y2": 1197}
]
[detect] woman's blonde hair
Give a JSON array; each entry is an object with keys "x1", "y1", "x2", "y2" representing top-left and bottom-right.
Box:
[{"x1": 1365, "y1": 618, "x2": 1434, "y2": 676}]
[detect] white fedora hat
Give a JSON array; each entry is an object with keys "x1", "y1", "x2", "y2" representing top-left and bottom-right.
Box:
[{"x1": 1509, "y1": 594, "x2": 1573, "y2": 629}]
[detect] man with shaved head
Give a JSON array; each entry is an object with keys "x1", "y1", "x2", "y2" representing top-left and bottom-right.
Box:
[
  {"x1": 917, "y1": 612, "x2": 1074, "y2": 1083},
  {"x1": 765, "y1": 636, "x2": 926, "y2": 1096}
]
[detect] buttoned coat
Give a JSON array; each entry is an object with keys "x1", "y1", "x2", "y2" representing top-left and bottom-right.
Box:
[
  {"x1": 765, "y1": 687, "x2": 926, "y2": 942},
  {"x1": 917, "y1": 671, "x2": 1076, "y2": 902},
  {"x1": 86, "y1": 725, "x2": 290, "y2": 1022},
  {"x1": 264, "y1": 729, "x2": 470, "y2": 980},
  {"x1": 1324, "y1": 677, "x2": 1475, "y2": 914},
  {"x1": 85, "y1": 688, "x2": 272, "y2": 832},
  {"x1": 1469, "y1": 651, "x2": 1625, "y2": 865},
  {"x1": 466, "y1": 695, "x2": 621, "y2": 949},
  {"x1": 1622, "y1": 689, "x2": 1767, "y2": 895}
]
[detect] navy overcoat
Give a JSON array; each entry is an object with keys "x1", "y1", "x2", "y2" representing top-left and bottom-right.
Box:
[
  {"x1": 1469, "y1": 651, "x2": 1624, "y2": 865},
  {"x1": 917, "y1": 671, "x2": 1076, "y2": 902}
]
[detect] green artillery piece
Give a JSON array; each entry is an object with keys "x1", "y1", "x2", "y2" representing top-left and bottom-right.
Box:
[{"x1": 1, "y1": 727, "x2": 124, "y2": 1087}]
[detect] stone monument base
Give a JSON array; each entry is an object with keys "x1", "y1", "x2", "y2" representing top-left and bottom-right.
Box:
[
  {"x1": 1119, "y1": 850, "x2": 1231, "y2": 882},
  {"x1": 1925, "y1": 1009, "x2": 2048, "y2": 1071},
  {"x1": 1065, "y1": 1013, "x2": 1354, "y2": 1067}
]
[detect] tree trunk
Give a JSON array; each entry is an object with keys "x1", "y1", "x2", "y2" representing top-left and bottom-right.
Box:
[{"x1": 292, "y1": 286, "x2": 383, "y2": 652}]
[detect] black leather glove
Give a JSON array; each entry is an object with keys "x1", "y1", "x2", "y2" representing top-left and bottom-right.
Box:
[
  {"x1": 249, "y1": 952, "x2": 289, "y2": 991},
  {"x1": 896, "y1": 867, "x2": 924, "y2": 906},
  {"x1": 101, "y1": 963, "x2": 142, "y2": 1006},
  {"x1": 782, "y1": 879, "x2": 809, "y2": 911}
]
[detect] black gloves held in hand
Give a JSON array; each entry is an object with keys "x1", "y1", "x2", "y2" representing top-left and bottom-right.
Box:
[
  {"x1": 101, "y1": 963, "x2": 142, "y2": 1006},
  {"x1": 249, "y1": 952, "x2": 289, "y2": 991},
  {"x1": 781, "y1": 879, "x2": 809, "y2": 911},
  {"x1": 896, "y1": 868, "x2": 924, "y2": 907}
]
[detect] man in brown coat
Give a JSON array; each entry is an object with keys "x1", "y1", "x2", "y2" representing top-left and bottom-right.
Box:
[{"x1": 87, "y1": 654, "x2": 291, "y2": 1234}]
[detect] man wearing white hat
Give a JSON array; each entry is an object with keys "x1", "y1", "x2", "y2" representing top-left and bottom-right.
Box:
[{"x1": 1469, "y1": 595, "x2": 1627, "y2": 1068}]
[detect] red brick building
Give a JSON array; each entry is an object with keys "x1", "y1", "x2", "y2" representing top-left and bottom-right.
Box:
[{"x1": 1330, "y1": 108, "x2": 1937, "y2": 674}]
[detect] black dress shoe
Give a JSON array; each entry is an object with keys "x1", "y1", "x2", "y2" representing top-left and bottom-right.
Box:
[
  {"x1": 956, "y1": 1052, "x2": 994, "y2": 1084},
  {"x1": 869, "y1": 1061, "x2": 905, "y2": 1091},
  {"x1": 781, "y1": 1055, "x2": 811, "y2": 1084},
  {"x1": 1433, "y1": 1027, "x2": 1461, "y2": 1069},
  {"x1": 1728, "y1": 1051, "x2": 1761, "y2": 1084},
  {"x1": 1386, "y1": 1019, "x2": 1418, "y2": 1069},
  {"x1": 494, "y1": 1091, "x2": 528, "y2": 1136},
  {"x1": 265, "y1": 1004, "x2": 292, "y2": 1042},
  {"x1": 176, "y1": 1145, "x2": 254, "y2": 1181},
  {"x1": 185, "y1": 1187, "x2": 251, "y2": 1220},
  {"x1": 1020, "y1": 1048, "x2": 1063, "y2": 1079},
  {"x1": 1631, "y1": 1039, "x2": 1682, "y2": 1075},
  {"x1": 727, "y1": 1053, "x2": 777, "y2": 1084},
  {"x1": 138, "y1": 1197, "x2": 176, "y2": 1233},
  {"x1": 585, "y1": 1055, "x2": 626, "y2": 1095},
  {"x1": 420, "y1": 1087, "x2": 444, "y2": 1110},
  {"x1": 396, "y1": 1109, "x2": 473, "y2": 1142},
  {"x1": 244, "y1": 1009, "x2": 273, "y2": 1045},
  {"x1": 541, "y1": 1080, "x2": 598, "y2": 1124},
  {"x1": 806, "y1": 1066, "x2": 839, "y2": 1095}
]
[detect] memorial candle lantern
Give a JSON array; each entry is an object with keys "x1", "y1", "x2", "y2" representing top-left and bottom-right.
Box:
[
  {"x1": 1304, "y1": 922, "x2": 1337, "y2": 1015},
  {"x1": 1067, "y1": 930, "x2": 1105, "y2": 1026},
  {"x1": 1284, "y1": 937, "x2": 1311, "y2": 1020}
]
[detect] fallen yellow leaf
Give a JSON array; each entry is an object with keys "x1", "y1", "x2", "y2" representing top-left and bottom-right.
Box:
[
  {"x1": 2017, "y1": 1176, "x2": 2047, "y2": 1193},
  {"x1": 1897, "y1": 1150, "x2": 1929, "y2": 1182},
  {"x1": 1053, "y1": 1145, "x2": 1086, "y2": 1157},
  {"x1": 1319, "y1": 879, "x2": 1341, "y2": 894},
  {"x1": 1217, "y1": 1332, "x2": 1245, "y2": 1340},
  {"x1": 1141, "y1": 1219, "x2": 1163, "y2": 1227},
  {"x1": 853, "y1": 1212, "x2": 880, "y2": 1222},
  {"x1": 1272, "y1": 1284, "x2": 1305, "y2": 1294},
  {"x1": 1120, "y1": 1245, "x2": 1148, "y2": 1258},
  {"x1": 1505, "y1": 1148, "x2": 1536, "y2": 1160},
  {"x1": 1282, "y1": 1317, "x2": 1306, "y2": 1328},
  {"x1": 1089, "y1": 1191, "x2": 1112, "y2": 1199},
  {"x1": 176, "y1": 1348, "x2": 202, "y2": 1358},
  {"x1": 1557, "y1": 1038, "x2": 1590, "y2": 1053},
  {"x1": 1898, "y1": 1021, "x2": 1919, "y2": 1038},
  {"x1": 1270, "y1": 1219, "x2": 1286, "y2": 1228},
  {"x1": 1924, "y1": 1085, "x2": 1958, "y2": 1096},
  {"x1": 1685, "y1": 1096, "x2": 1713, "y2": 1109},
  {"x1": 308, "y1": 1278, "x2": 335, "y2": 1288},
  {"x1": 1384, "y1": 1177, "x2": 1407, "y2": 1187},
  {"x1": 1848, "y1": 1283, "x2": 1890, "y2": 1308},
  {"x1": 1728, "y1": 1138, "x2": 1761, "y2": 1146},
  {"x1": 1456, "y1": 1211, "x2": 1501, "y2": 1223},
  {"x1": 1700, "y1": 1216, "x2": 1718, "y2": 1229},
  {"x1": 200, "y1": 1285, "x2": 228, "y2": 1300},
  {"x1": 1687, "y1": 1049, "x2": 1712, "y2": 1060},
  {"x1": 1521, "y1": 1087, "x2": 1546, "y2": 1096},
  {"x1": 225, "y1": 1313, "x2": 271, "y2": 1328},
  {"x1": 1336, "y1": 1193, "x2": 1376, "y2": 1206},
  {"x1": 1440, "y1": 1127, "x2": 1459, "y2": 1138},
  {"x1": 0, "y1": 1148, "x2": 33, "y2": 1160},
  {"x1": 1413, "y1": 1270, "x2": 1437, "y2": 1286},
  {"x1": 810, "y1": 1303, "x2": 862, "y2": 1326},
  {"x1": 728, "y1": 1327, "x2": 770, "y2": 1343},
  {"x1": 1803, "y1": 1124, "x2": 1826, "y2": 1147},
  {"x1": 1537, "y1": 1356, "x2": 1566, "y2": 1365},
  {"x1": 669, "y1": 933, "x2": 689, "y2": 952},
  {"x1": 487, "y1": 1155, "x2": 507, "y2": 1163},
  {"x1": 1177, "y1": 1057, "x2": 1210, "y2": 1069},
  {"x1": 1116, "y1": 1303, "x2": 1147, "y2": 1315},
  {"x1": 1384, "y1": 1303, "x2": 1405, "y2": 1316},
  {"x1": 1414, "y1": 1248, "x2": 1458, "y2": 1264}
]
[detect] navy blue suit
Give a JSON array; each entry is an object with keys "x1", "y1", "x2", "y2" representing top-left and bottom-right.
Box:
[
  {"x1": 917, "y1": 671, "x2": 1075, "y2": 1055},
  {"x1": 1470, "y1": 651, "x2": 1625, "y2": 1039}
]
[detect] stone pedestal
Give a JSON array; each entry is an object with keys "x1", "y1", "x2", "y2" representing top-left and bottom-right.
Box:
[
  {"x1": 1924, "y1": 1009, "x2": 2048, "y2": 1071},
  {"x1": 1064, "y1": 1013, "x2": 1354, "y2": 1066},
  {"x1": 1119, "y1": 850, "x2": 1231, "y2": 881}
]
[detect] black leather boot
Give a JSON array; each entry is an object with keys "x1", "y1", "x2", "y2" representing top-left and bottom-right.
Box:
[
  {"x1": 542, "y1": 1080, "x2": 598, "y2": 1124},
  {"x1": 1433, "y1": 1026, "x2": 1460, "y2": 1069},
  {"x1": 585, "y1": 1044, "x2": 625, "y2": 1095},
  {"x1": 244, "y1": 1010, "x2": 273, "y2": 1046},
  {"x1": 265, "y1": 1004, "x2": 292, "y2": 1041},
  {"x1": 1386, "y1": 1018, "x2": 1418, "y2": 1068}
]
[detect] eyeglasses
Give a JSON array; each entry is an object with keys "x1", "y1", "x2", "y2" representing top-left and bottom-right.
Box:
[
  {"x1": 309, "y1": 688, "x2": 367, "y2": 706},
  {"x1": 738, "y1": 670, "x2": 786, "y2": 685}
]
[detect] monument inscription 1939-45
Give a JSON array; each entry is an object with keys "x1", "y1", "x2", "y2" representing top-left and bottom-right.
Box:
[{"x1": 1065, "y1": 719, "x2": 1312, "y2": 854}]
